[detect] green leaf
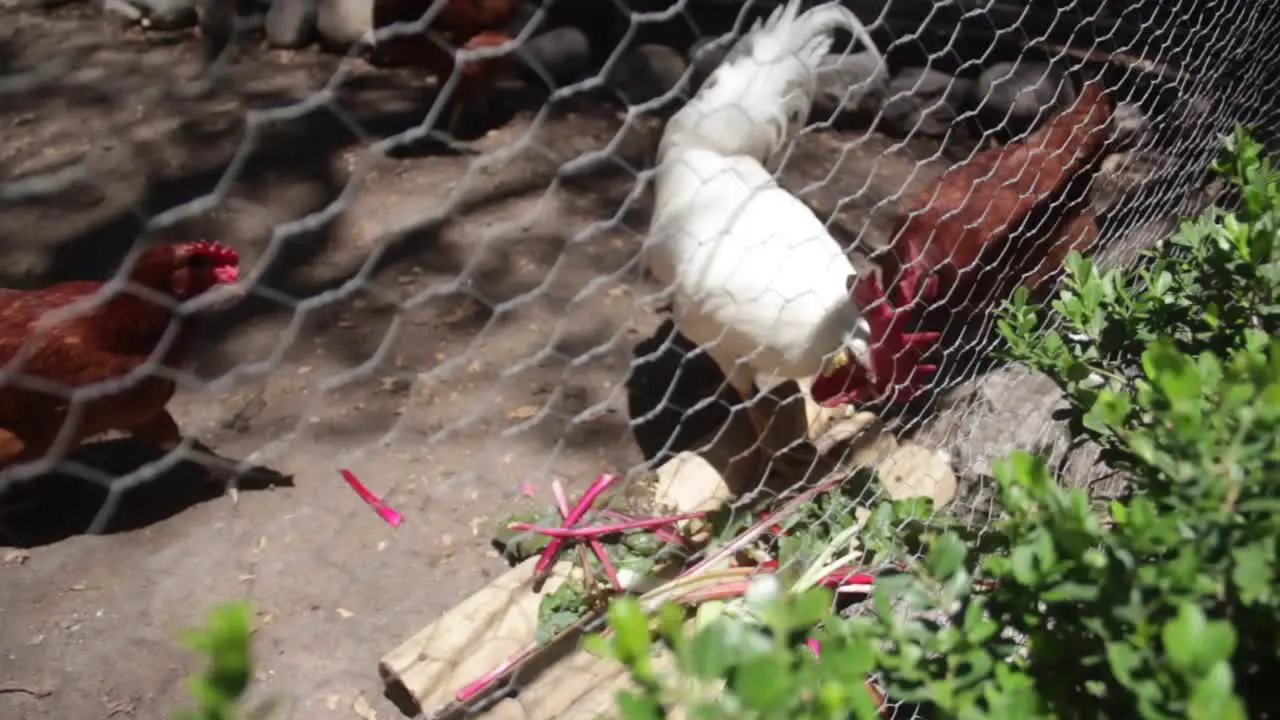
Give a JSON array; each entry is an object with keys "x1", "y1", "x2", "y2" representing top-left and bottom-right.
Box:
[
  {"x1": 733, "y1": 653, "x2": 792, "y2": 710},
  {"x1": 1188, "y1": 662, "x2": 1243, "y2": 720},
  {"x1": 1105, "y1": 641, "x2": 1144, "y2": 687},
  {"x1": 582, "y1": 633, "x2": 617, "y2": 660},
  {"x1": 686, "y1": 621, "x2": 736, "y2": 679},
  {"x1": 1143, "y1": 342, "x2": 1201, "y2": 408},
  {"x1": 656, "y1": 603, "x2": 687, "y2": 648},
  {"x1": 1040, "y1": 580, "x2": 1101, "y2": 603},
  {"x1": 1010, "y1": 544, "x2": 1039, "y2": 586},
  {"x1": 615, "y1": 689, "x2": 663, "y2": 720},
  {"x1": 786, "y1": 588, "x2": 835, "y2": 630},
  {"x1": 1231, "y1": 540, "x2": 1276, "y2": 605},
  {"x1": 608, "y1": 597, "x2": 653, "y2": 667},
  {"x1": 925, "y1": 533, "x2": 967, "y2": 581},
  {"x1": 1163, "y1": 604, "x2": 1236, "y2": 673},
  {"x1": 1082, "y1": 389, "x2": 1130, "y2": 435}
]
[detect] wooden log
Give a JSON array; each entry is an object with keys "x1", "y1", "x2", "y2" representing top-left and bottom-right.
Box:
[{"x1": 377, "y1": 556, "x2": 577, "y2": 716}]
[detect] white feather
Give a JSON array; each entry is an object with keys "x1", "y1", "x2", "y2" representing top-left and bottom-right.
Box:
[{"x1": 646, "y1": 0, "x2": 881, "y2": 390}]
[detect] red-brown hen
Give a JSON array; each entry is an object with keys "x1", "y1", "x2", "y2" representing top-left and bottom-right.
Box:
[
  {"x1": 370, "y1": 0, "x2": 525, "y2": 133},
  {"x1": 0, "y1": 241, "x2": 240, "y2": 471},
  {"x1": 813, "y1": 77, "x2": 1115, "y2": 406}
]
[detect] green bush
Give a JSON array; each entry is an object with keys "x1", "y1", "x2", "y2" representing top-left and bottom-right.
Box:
[{"x1": 594, "y1": 127, "x2": 1280, "y2": 719}]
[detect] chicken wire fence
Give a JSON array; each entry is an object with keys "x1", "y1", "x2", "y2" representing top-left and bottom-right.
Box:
[{"x1": 1, "y1": 0, "x2": 1278, "y2": 717}]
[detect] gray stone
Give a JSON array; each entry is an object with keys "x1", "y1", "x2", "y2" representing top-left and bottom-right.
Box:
[
  {"x1": 518, "y1": 26, "x2": 592, "y2": 86},
  {"x1": 315, "y1": 0, "x2": 372, "y2": 49},
  {"x1": 977, "y1": 60, "x2": 1071, "y2": 125},
  {"x1": 912, "y1": 362, "x2": 1130, "y2": 526},
  {"x1": 1110, "y1": 101, "x2": 1150, "y2": 146},
  {"x1": 687, "y1": 35, "x2": 733, "y2": 89},
  {"x1": 609, "y1": 43, "x2": 688, "y2": 105},
  {"x1": 813, "y1": 51, "x2": 888, "y2": 117},
  {"x1": 266, "y1": 0, "x2": 316, "y2": 48},
  {"x1": 130, "y1": 0, "x2": 199, "y2": 29},
  {"x1": 881, "y1": 67, "x2": 978, "y2": 137},
  {"x1": 101, "y1": 0, "x2": 144, "y2": 22}
]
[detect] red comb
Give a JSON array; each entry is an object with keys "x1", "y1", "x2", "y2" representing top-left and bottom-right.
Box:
[
  {"x1": 189, "y1": 240, "x2": 239, "y2": 264},
  {"x1": 813, "y1": 269, "x2": 941, "y2": 407}
]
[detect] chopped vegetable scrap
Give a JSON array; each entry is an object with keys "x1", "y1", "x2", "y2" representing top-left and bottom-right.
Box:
[{"x1": 339, "y1": 469, "x2": 404, "y2": 527}]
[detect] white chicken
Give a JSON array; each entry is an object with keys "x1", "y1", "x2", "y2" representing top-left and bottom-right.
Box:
[
  {"x1": 645, "y1": 0, "x2": 882, "y2": 455},
  {"x1": 519, "y1": 1, "x2": 884, "y2": 574}
]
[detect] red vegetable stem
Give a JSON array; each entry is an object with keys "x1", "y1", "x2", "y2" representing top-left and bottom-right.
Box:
[
  {"x1": 553, "y1": 479, "x2": 603, "y2": 591},
  {"x1": 339, "y1": 469, "x2": 404, "y2": 527},
  {"x1": 511, "y1": 512, "x2": 705, "y2": 538},
  {"x1": 674, "y1": 578, "x2": 752, "y2": 604},
  {"x1": 532, "y1": 472, "x2": 620, "y2": 579},
  {"x1": 600, "y1": 509, "x2": 688, "y2": 546},
  {"x1": 554, "y1": 479, "x2": 624, "y2": 590},
  {"x1": 455, "y1": 654, "x2": 519, "y2": 702},
  {"x1": 590, "y1": 537, "x2": 624, "y2": 590}
]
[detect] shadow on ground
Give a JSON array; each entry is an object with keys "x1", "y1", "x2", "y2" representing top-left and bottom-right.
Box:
[{"x1": 0, "y1": 440, "x2": 293, "y2": 548}]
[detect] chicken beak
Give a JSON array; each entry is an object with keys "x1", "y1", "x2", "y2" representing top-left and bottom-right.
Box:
[{"x1": 818, "y1": 348, "x2": 854, "y2": 378}]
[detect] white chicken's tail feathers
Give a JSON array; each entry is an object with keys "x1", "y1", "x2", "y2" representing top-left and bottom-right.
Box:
[{"x1": 659, "y1": 0, "x2": 881, "y2": 165}]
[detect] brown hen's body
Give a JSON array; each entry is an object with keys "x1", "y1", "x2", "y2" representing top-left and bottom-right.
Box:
[
  {"x1": 0, "y1": 242, "x2": 240, "y2": 470},
  {"x1": 813, "y1": 78, "x2": 1115, "y2": 406},
  {"x1": 889, "y1": 78, "x2": 1114, "y2": 317}
]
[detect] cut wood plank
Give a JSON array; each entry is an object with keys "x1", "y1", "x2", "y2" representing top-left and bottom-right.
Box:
[
  {"x1": 528, "y1": 643, "x2": 687, "y2": 720},
  {"x1": 378, "y1": 556, "x2": 575, "y2": 716}
]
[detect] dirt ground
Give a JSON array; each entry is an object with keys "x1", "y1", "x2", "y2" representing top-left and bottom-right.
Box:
[{"x1": 0, "y1": 6, "x2": 947, "y2": 719}]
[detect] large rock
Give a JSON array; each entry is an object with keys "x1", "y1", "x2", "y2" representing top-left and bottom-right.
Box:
[
  {"x1": 814, "y1": 51, "x2": 889, "y2": 117},
  {"x1": 977, "y1": 60, "x2": 1072, "y2": 129},
  {"x1": 881, "y1": 67, "x2": 979, "y2": 138},
  {"x1": 266, "y1": 0, "x2": 317, "y2": 48},
  {"x1": 687, "y1": 35, "x2": 733, "y2": 89},
  {"x1": 609, "y1": 43, "x2": 688, "y2": 105},
  {"x1": 518, "y1": 26, "x2": 592, "y2": 87}
]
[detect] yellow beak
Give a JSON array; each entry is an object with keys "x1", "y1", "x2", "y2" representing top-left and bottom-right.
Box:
[{"x1": 819, "y1": 349, "x2": 853, "y2": 377}]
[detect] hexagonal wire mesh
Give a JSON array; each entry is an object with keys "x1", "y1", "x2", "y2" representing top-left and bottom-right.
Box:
[{"x1": 0, "y1": 0, "x2": 1278, "y2": 717}]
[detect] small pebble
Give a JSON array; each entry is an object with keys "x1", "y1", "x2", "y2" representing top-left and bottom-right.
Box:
[
  {"x1": 128, "y1": 0, "x2": 199, "y2": 30},
  {"x1": 101, "y1": 0, "x2": 144, "y2": 22}
]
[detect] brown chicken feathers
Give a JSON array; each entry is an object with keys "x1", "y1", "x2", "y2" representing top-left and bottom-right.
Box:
[
  {"x1": 813, "y1": 77, "x2": 1115, "y2": 406},
  {"x1": 371, "y1": 0, "x2": 524, "y2": 128},
  {"x1": 0, "y1": 241, "x2": 240, "y2": 471}
]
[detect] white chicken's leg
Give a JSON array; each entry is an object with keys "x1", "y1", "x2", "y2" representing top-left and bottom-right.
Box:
[
  {"x1": 722, "y1": 365, "x2": 770, "y2": 448},
  {"x1": 719, "y1": 358, "x2": 816, "y2": 481},
  {"x1": 712, "y1": 358, "x2": 778, "y2": 483}
]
